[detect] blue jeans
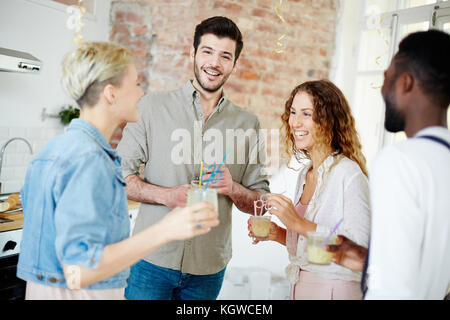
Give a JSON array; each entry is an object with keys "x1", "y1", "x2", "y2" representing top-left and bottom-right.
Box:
[{"x1": 124, "y1": 260, "x2": 226, "y2": 300}]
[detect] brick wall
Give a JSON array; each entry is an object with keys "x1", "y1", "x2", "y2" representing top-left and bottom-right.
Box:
[{"x1": 109, "y1": 0, "x2": 339, "y2": 171}]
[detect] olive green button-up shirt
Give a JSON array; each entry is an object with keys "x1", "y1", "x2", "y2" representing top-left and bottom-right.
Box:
[{"x1": 117, "y1": 80, "x2": 270, "y2": 275}]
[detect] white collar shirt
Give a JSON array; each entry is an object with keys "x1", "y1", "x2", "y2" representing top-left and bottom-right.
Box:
[{"x1": 365, "y1": 126, "x2": 450, "y2": 300}]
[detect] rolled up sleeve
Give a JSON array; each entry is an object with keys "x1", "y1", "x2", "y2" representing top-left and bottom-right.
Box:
[
  {"x1": 240, "y1": 120, "x2": 270, "y2": 194},
  {"x1": 53, "y1": 152, "x2": 115, "y2": 269},
  {"x1": 315, "y1": 171, "x2": 371, "y2": 248},
  {"x1": 117, "y1": 102, "x2": 150, "y2": 178},
  {"x1": 340, "y1": 172, "x2": 371, "y2": 248}
]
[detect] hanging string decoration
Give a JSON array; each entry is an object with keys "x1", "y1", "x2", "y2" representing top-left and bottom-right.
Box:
[
  {"x1": 366, "y1": 5, "x2": 390, "y2": 89},
  {"x1": 273, "y1": 0, "x2": 288, "y2": 54},
  {"x1": 66, "y1": 0, "x2": 87, "y2": 45}
]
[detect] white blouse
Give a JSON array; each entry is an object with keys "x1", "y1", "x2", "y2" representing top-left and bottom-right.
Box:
[{"x1": 285, "y1": 154, "x2": 371, "y2": 283}]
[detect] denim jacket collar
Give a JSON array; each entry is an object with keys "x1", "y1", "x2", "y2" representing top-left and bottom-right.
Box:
[{"x1": 67, "y1": 119, "x2": 117, "y2": 160}]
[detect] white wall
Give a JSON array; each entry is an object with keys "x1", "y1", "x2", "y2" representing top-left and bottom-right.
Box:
[{"x1": 0, "y1": 0, "x2": 111, "y2": 193}]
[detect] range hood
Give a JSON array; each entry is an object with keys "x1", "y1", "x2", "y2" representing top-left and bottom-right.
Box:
[{"x1": 0, "y1": 47, "x2": 42, "y2": 74}]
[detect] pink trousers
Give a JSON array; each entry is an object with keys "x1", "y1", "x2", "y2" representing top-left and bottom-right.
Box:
[{"x1": 291, "y1": 270, "x2": 363, "y2": 300}]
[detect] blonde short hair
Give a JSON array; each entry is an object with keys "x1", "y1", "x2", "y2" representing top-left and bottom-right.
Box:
[{"x1": 61, "y1": 42, "x2": 133, "y2": 108}]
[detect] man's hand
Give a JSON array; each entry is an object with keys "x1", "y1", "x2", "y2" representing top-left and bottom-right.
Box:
[
  {"x1": 326, "y1": 235, "x2": 367, "y2": 272},
  {"x1": 164, "y1": 184, "x2": 190, "y2": 209},
  {"x1": 201, "y1": 165, "x2": 263, "y2": 214},
  {"x1": 201, "y1": 166, "x2": 233, "y2": 196}
]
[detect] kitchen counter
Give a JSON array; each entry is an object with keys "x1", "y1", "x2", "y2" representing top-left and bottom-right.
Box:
[{"x1": 0, "y1": 200, "x2": 141, "y2": 233}]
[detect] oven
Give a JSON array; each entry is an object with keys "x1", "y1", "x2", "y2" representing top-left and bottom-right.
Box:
[{"x1": 0, "y1": 228, "x2": 25, "y2": 300}]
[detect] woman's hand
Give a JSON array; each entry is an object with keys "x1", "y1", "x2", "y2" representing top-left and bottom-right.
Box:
[
  {"x1": 247, "y1": 218, "x2": 286, "y2": 245},
  {"x1": 265, "y1": 193, "x2": 316, "y2": 237},
  {"x1": 266, "y1": 193, "x2": 302, "y2": 233},
  {"x1": 162, "y1": 202, "x2": 220, "y2": 241}
]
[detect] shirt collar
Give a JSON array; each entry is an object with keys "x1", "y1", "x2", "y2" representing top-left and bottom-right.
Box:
[
  {"x1": 413, "y1": 126, "x2": 449, "y2": 138},
  {"x1": 294, "y1": 153, "x2": 340, "y2": 206},
  {"x1": 298, "y1": 153, "x2": 339, "y2": 178},
  {"x1": 66, "y1": 118, "x2": 118, "y2": 160},
  {"x1": 182, "y1": 80, "x2": 228, "y2": 112}
]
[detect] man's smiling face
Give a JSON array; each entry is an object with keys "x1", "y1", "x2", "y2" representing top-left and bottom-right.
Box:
[{"x1": 191, "y1": 33, "x2": 237, "y2": 93}]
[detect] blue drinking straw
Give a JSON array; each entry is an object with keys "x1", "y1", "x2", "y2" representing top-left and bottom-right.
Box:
[
  {"x1": 321, "y1": 217, "x2": 344, "y2": 247},
  {"x1": 203, "y1": 148, "x2": 231, "y2": 190}
]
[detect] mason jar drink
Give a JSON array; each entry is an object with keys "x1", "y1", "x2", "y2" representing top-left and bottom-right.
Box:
[
  {"x1": 307, "y1": 231, "x2": 337, "y2": 265},
  {"x1": 250, "y1": 215, "x2": 272, "y2": 241},
  {"x1": 187, "y1": 180, "x2": 219, "y2": 213}
]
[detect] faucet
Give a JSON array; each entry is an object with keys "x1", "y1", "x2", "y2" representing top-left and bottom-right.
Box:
[{"x1": 0, "y1": 137, "x2": 33, "y2": 194}]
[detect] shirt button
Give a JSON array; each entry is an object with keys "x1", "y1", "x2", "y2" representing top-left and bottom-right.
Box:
[
  {"x1": 37, "y1": 275, "x2": 43, "y2": 280},
  {"x1": 49, "y1": 277, "x2": 58, "y2": 283}
]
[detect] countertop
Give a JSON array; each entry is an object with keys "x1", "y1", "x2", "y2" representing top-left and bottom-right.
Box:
[{"x1": 0, "y1": 200, "x2": 141, "y2": 233}]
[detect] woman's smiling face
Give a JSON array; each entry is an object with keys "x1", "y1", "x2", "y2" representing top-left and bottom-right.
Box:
[{"x1": 288, "y1": 91, "x2": 317, "y2": 151}]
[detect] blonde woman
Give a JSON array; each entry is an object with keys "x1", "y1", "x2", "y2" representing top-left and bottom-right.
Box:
[
  {"x1": 17, "y1": 42, "x2": 219, "y2": 300},
  {"x1": 248, "y1": 80, "x2": 370, "y2": 300}
]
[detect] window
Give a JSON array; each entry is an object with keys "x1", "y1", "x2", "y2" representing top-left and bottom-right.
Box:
[{"x1": 349, "y1": 0, "x2": 450, "y2": 165}]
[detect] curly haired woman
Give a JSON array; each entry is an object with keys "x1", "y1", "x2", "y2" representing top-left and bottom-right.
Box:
[{"x1": 248, "y1": 80, "x2": 370, "y2": 300}]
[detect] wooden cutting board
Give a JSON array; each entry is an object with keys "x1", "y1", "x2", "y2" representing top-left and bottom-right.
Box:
[
  {"x1": 0, "y1": 201, "x2": 139, "y2": 232},
  {"x1": 0, "y1": 210, "x2": 23, "y2": 221},
  {"x1": 0, "y1": 203, "x2": 23, "y2": 231},
  {"x1": 0, "y1": 200, "x2": 22, "y2": 219},
  {"x1": 0, "y1": 197, "x2": 23, "y2": 231},
  {"x1": 0, "y1": 216, "x2": 23, "y2": 232},
  {"x1": 128, "y1": 200, "x2": 141, "y2": 211}
]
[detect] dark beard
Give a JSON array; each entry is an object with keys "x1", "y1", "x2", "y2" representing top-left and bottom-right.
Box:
[
  {"x1": 193, "y1": 61, "x2": 230, "y2": 93},
  {"x1": 383, "y1": 90, "x2": 405, "y2": 133}
]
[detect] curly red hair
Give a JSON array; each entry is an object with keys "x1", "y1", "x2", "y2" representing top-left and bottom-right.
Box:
[{"x1": 281, "y1": 80, "x2": 368, "y2": 176}]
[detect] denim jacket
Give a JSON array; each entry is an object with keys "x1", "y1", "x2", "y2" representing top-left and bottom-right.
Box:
[{"x1": 17, "y1": 119, "x2": 130, "y2": 289}]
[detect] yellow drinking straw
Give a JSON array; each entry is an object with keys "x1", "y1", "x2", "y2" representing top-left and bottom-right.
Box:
[{"x1": 199, "y1": 161, "x2": 204, "y2": 186}]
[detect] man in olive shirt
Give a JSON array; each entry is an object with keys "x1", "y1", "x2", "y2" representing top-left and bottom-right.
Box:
[{"x1": 117, "y1": 16, "x2": 270, "y2": 300}]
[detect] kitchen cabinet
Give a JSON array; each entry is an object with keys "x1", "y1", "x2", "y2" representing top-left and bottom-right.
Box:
[
  {"x1": 0, "y1": 254, "x2": 25, "y2": 300},
  {"x1": 0, "y1": 207, "x2": 25, "y2": 300}
]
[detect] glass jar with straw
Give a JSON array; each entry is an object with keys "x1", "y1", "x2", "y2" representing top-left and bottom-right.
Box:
[
  {"x1": 250, "y1": 198, "x2": 272, "y2": 241},
  {"x1": 187, "y1": 162, "x2": 218, "y2": 212}
]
